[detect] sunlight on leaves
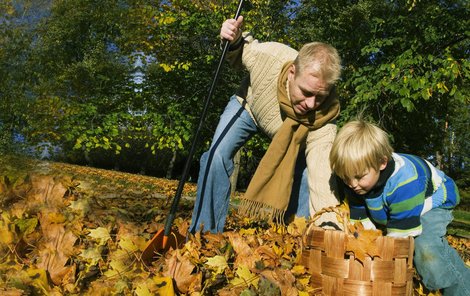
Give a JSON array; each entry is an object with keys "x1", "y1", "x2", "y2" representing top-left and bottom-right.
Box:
[
  {"x1": 88, "y1": 227, "x2": 112, "y2": 246},
  {"x1": 119, "y1": 236, "x2": 139, "y2": 252},
  {"x1": 153, "y1": 276, "x2": 175, "y2": 295},
  {"x1": 230, "y1": 265, "x2": 259, "y2": 288},
  {"x1": 79, "y1": 247, "x2": 102, "y2": 266},
  {"x1": 205, "y1": 255, "x2": 229, "y2": 275}
]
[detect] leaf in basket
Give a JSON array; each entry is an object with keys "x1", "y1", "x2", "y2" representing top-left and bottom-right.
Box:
[{"x1": 346, "y1": 228, "x2": 382, "y2": 263}]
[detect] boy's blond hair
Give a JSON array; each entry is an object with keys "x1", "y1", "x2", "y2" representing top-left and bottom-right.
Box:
[{"x1": 330, "y1": 120, "x2": 393, "y2": 181}]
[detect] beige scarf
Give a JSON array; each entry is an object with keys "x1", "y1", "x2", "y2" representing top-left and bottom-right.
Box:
[{"x1": 238, "y1": 61, "x2": 340, "y2": 223}]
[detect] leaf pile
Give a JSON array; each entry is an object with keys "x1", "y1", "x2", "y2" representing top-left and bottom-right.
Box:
[{"x1": 0, "y1": 156, "x2": 468, "y2": 295}]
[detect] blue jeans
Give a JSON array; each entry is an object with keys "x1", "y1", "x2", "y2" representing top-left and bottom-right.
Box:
[
  {"x1": 189, "y1": 96, "x2": 309, "y2": 233},
  {"x1": 414, "y1": 208, "x2": 470, "y2": 295}
]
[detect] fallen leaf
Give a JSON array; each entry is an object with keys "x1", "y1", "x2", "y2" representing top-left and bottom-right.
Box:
[
  {"x1": 346, "y1": 228, "x2": 382, "y2": 263},
  {"x1": 163, "y1": 249, "x2": 196, "y2": 293},
  {"x1": 230, "y1": 265, "x2": 259, "y2": 288},
  {"x1": 205, "y1": 255, "x2": 229, "y2": 275},
  {"x1": 153, "y1": 276, "x2": 175, "y2": 295},
  {"x1": 226, "y1": 232, "x2": 261, "y2": 269},
  {"x1": 88, "y1": 227, "x2": 112, "y2": 246}
]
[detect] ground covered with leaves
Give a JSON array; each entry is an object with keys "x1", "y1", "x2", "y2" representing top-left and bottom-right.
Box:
[{"x1": 0, "y1": 155, "x2": 468, "y2": 295}]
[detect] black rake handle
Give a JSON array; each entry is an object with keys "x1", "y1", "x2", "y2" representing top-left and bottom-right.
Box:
[{"x1": 163, "y1": 0, "x2": 245, "y2": 239}]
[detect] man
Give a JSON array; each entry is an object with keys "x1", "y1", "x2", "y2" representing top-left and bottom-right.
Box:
[{"x1": 190, "y1": 15, "x2": 342, "y2": 233}]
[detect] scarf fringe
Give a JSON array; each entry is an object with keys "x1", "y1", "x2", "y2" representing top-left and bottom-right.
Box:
[{"x1": 238, "y1": 198, "x2": 286, "y2": 226}]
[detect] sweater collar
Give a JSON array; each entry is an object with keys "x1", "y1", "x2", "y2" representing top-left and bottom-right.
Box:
[{"x1": 363, "y1": 157, "x2": 395, "y2": 199}]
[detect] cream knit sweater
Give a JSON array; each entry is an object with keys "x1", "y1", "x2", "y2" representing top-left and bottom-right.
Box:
[
  {"x1": 226, "y1": 32, "x2": 298, "y2": 138},
  {"x1": 226, "y1": 32, "x2": 341, "y2": 221}
]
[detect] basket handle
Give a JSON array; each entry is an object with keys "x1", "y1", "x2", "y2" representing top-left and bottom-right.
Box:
[{"x1": 307, "y1": 206, "x2": 350, "y2": 235}]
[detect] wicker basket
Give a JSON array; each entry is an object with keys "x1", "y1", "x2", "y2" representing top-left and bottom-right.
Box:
[{"x1": 301, "y1": 207, "x2": 415, "y2": 296}]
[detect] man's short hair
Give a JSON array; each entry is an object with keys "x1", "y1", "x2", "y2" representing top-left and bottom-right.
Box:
[{"x1": 294, "y1": 42, "x2": 342, "y2": 86}]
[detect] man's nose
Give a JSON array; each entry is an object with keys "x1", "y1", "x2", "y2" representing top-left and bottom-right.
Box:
[{"x1": 305, "y1": 96, "x2": 316, "y2": 110}]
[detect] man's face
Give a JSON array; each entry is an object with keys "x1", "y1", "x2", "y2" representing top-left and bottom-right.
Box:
[{"x1": 288, "y1": 64, "x2": 330, "y2": 115}]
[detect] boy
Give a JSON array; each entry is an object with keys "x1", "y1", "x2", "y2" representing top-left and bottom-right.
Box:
[{"x1": 329, "y1": 119, "x2": 469, "y2": 295}]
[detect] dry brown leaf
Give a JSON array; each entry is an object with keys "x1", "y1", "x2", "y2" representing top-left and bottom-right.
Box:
[
  {"x1": 226, "y1": 232, "x2": 261, "y2": 269},
  {"x1": 260, "y1": 269, "x2": 298, "y2": 296},
  {"x1": 30, "y1": 175, "x2": 67, "y2": 208},
  {"x1": 36, "y1": 216, "x2": 77, "y2": 285},
  {"x1": 163, "y1": 249, "x2": 197, "y2": 293},
  {"x1": 255, "y1": 245, "x2": 279, "y2": 267}
]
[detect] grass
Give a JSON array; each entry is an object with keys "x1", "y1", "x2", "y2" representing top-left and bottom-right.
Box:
[{"x1": 449, "y1": 209, "x2": 470, "y2": 238}]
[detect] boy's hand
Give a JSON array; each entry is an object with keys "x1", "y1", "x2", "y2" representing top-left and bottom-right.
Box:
[{"x1": 220, "y1": 16, "x2": 244, "y2": 42}]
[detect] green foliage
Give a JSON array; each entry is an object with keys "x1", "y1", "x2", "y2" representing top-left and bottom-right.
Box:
[
  {"x1": 0, "y1": 0, "x2": 468, "y2": 187},
  {"x1": 290, "y1": 0, "x2": 468, "y2": 180}
]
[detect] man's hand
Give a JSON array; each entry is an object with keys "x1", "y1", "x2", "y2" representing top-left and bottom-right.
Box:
[{"x1": 220, "y1": 16, "x2": 244, "y2": 42}]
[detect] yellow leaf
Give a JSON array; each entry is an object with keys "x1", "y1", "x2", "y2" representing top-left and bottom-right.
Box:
[
  {"x1": 160, "y1": 63, "x2": 172, "y2": 72},
  {"x1": 79, "y1": 247, "x2": 102, "y2": 265},
  {"x1": 272, "y1": 244, "x2": 283, "y2": 256},
  {"x1": 239, "y1": 228, "x2": 256, "y2": 236},
  {"x1": 27, "y1": 267, "x2": 49, "y2": 292},
  {"x1": 153, "y1": 276, "x2": 175, "y2": 295},
  {"x1": 119, "y1": 236, "x2": 138, "y2": 252},
  {"x1": 88, "y1": 227, "x2": 111, "y2": 246},
  {"x1": 0, "y1": 220, "x2": 14, "y2": 245},
  {"x1": 104, "y1": 258, "x2": 128, "y2": 278},
  {"x1": 135, "y1": 284, "x2": 152, "y2": 296},
  {"x1": 205, "y1": 255, "x2": 228, "y2": 274},
  {"x1": 230, "y1": 265, "x2": 259, "y2": 288},
  {"x1": 287, "y1": 216, "x2": 307, "y2": 235},
  {"x1": 46, "y1": 212, "x2": 66, "y2": 223},
  {"x1": 291, "y1": 265, "x2": 306, "y2": 276},
  {"x1": 298, "y1": 275, "x2": 310, "y2": 286}
]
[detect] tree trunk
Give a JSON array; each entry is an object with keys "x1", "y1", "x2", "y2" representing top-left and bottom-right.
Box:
[
  {"x1": 230, "y1": 150, "x2": 241, "y2": 196},
  {"x1": 166, "y1": 150, "x2": 177, "y2": 179}
]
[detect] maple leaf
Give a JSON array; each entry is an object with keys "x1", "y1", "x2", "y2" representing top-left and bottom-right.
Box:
[
  {"x1": 346, "y1": 227, "x2": 382, "y2": 263},
  {"x1": 260, "y1": 269, "x2": 298, "y2": 296},
  {"x1": 163, "y1": 249, "x2": 197, "y2": 294},
  {"x1": 229, "y1": 265, "x2": 259, "y2": 288},
  {"x1": 88, "y1": 227, "x2": 112, "y2": 246},
  {"x1": 226, "y1": 232, "x2": 261, "y2": 269},
  {"x1": 36, "y1": 222, "x2": 77, "y2": 285},
  {"x1": 30, "y1": 175, "x2": 68, "y2": 208},
  {"x1": 0, "y1": 213, "x2": 15, "y2": 246},
  {"x1": 152, "y1": 276, "x2": 176, "y2": 295},
  {"x1": 205, "y1": 255, "x2": 229, "y2": 275},
  {"x1": 287, "y1": 216, "x2": 307, "y2": 236}
]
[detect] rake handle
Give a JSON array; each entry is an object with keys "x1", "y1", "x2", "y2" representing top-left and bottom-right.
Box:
[{"x1": 163, "y1": 0, "x2": 245, "y2": 242}]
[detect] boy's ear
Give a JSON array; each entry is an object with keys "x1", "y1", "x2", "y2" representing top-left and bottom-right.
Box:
[{"x1": 379, "y1": 157, "x2": 388, "y2": 171}]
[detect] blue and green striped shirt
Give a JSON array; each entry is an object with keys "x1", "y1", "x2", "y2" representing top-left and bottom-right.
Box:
[{"x1": 346, "y1": 153, "x2": 460, "y2": 237}]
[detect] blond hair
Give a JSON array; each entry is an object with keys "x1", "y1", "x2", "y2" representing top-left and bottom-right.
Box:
[
  {"x1": 329, "y1": 120, "x2": 393, "y2": 181},
  {"x1": 293, "y1": 42, "x2": 341, "y2": 86}
]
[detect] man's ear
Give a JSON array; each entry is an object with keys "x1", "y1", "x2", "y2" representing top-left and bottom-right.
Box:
[
  {"x1": 288, "y1": 64, "x2": 296, "y2": 81},
  {"x1": 379, "y1": 157, "x2": 388, "y2": 171}
]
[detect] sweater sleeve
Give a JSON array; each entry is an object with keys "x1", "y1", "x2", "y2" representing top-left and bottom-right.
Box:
[
  {"x1": 345, "y1": 190, "x2": 375, "y2": 229},
  {"x1": 224, "y1": 32, "x2": 251, "y2": 70}
]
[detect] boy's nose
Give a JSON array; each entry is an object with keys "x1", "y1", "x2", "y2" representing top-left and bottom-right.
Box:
[{"x1": 348, "y1": 179, "x2": 358, "y2": 188}]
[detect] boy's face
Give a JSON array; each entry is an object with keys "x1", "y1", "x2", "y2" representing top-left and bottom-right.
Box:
[
  {"x1": 344, "y1": 160, "x2": 388, "y2": 195},
  {"x1": 288, "y1": 64, "x2": 330, "y2": 115}
]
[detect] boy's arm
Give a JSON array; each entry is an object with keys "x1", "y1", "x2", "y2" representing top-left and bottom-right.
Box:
[{"x1": 343, "y1": 187, "x2": 376, "y2": 230}]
